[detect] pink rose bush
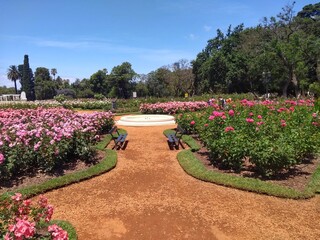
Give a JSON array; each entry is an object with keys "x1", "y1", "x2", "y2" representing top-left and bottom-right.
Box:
[
  {"x1": 140, "y1": 101, "x2": 208, "y2": 114},
  {"x1": 48, "y1": 224, "x2": 69, "y2": 240},
  {"x1": 1, "y1": 193, "x2": 68, "y2": 240},
  {"x1": 0, "y1": 108, "x2": 114, "y2": 180},
  {"x1": 176, "y1": 99, "x2": 320, "y2": 176}
]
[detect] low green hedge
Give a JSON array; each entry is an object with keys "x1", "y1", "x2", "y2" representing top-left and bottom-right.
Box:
[
  {"x1": 177, "y1": 149, "x2": 319, "y2": 199},
  {"x1": 6, "y1": 149, "x2": 117, "y2": 198},
  {"x1": 168, "y1": 127, "x2": 320, "y2": 199}
]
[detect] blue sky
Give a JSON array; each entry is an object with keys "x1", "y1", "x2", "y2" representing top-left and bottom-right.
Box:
[{"x1": 0, "y1": 0, "x2": 317, "y2": 87}]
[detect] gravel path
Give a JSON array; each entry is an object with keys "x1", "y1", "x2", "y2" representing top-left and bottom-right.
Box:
[{"x1": 44, "y1": 122, "x2": 320, "y2": 240}]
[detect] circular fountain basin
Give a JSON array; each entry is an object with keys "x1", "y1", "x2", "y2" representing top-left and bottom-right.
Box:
[{"x1": 116, "y1": 114, "x2": 176, "y2": 126}]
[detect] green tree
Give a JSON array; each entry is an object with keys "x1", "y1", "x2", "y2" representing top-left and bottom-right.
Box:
[
  {"x1": 7, "y1": 65, "x2": 20, "y2": 94},
  {"x1": 146, "y1": 68, "x2": 171, "y2": 97},
  {"x1": 262, "y1": 3, "x2": 310, "y2": 97},
  {"x1": 192, "y1": 3, "x2": 320, "y2": 97},
  {"x1": 50, "y1": 68, "x2": 57, "y2": 80},
  {"x1": 55, "y1": 76, "x2": 70, "y2": 90},
  {"x1": 0, "y1": 86, "x2": 15, "y2": 94},
  {"x1": 192, "y1": 24, "x2": 247, "y2": 94},
  {"x1": 168, "y1": 59, "x2": 195, "y2": 97},
  {"x1": 71, "y1": 78, "x2": 94, "y2": 98},
  {"x1": 296, "y1": 3, "x2": 320, "y2": 93},
  {"x1": 21, "y1": 55, "x2": 35, "y2": 100},
  {"x1": 34, "y1": 67, "x2": 56, "y2": 100},
  {"x1": 108, "y1": 62, "x2": 136, "y2": 98},
  {"x1": 89, "y1": 69, "x2": 108, "y2": 95},
  {"x1": 297, "y1": 2, "x2": 320, "y2": 19},
  {"x1": 134, "y1": 81, "x2": 149, "y2": 97}
]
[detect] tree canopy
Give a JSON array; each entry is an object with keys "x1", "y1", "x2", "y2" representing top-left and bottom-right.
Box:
[{"x1": 192, "y1": 2, "x2": 320, "y2": 97}]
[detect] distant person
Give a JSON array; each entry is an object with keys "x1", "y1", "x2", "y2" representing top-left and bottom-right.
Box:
[{"x1": 218, "y1": 96, "x2": 226, "y2": 109}]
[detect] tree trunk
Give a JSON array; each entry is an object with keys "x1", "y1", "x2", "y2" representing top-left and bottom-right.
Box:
[
  {"x1": 292, "y1": 71, "x2": 299, "y2": 97},
  {"x1": 317, "y1": 60, "x2": 320, "y2": 81},
  {"x1": 14, "y1": 80, "x2": 17, "y2": 94},
  {"x1": 282, "y1": 80, "x2": 289, "y2": 98}
]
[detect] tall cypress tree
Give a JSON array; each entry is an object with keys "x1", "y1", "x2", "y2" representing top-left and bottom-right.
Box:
[{"x1": 21, "y1": 55, "x2": 35, "y2": 100}]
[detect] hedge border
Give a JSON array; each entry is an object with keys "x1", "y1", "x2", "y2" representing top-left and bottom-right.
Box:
[{"x1": 166, "y1": 129, "x2": 319, "y2": 199}]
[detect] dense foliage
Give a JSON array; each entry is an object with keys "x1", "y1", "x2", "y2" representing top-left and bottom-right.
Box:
[
  {"x1": 192, "y1": 3, "x2": 320, "y2": 97},
  {"x1": 176, "y1": 98, "x2": 320, "y2": 176},
  {"x1": 0, "y1": 108, "x2": 114, "y2": 180}
]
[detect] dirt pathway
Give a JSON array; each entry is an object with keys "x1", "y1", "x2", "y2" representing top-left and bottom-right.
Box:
[{"x1": 44, "y1": 122, "x2": 320, "y2": 239}]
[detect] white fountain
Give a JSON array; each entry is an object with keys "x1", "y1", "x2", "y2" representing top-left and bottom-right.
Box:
[{"x1": 116, "y1": 114, "x2": 176, "y2": 126}]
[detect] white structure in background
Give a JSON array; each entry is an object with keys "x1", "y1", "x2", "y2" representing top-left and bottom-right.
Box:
[
  {"x1": 116, "y1": 115, "x2": 176, "y2": 126},
  {"x1": 20, "y1": 91, "x2": 27, "y2": 101},
  {"x1": 0, "y1": 91, "x2": 27, "y2": 101}
]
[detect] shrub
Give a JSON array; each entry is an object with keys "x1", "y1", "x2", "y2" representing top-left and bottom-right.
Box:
[
  {"x1": 56, "y1": 89, "x2": 76, "y2": 99},
  {"x1": 0, "y1": 193, "x2": 68, "y2": 239},
  {"x1": 54, "y1": 94, "x2": 67, "y2": 104},
  {"x1": 94, "y1": 93, "x2": 105, "y2": 100},
  {"x1": 0, "y1": 108, "x2": 114, "y2": 180},
  {"x1": 176, "y1": 98, "x2": 320, "y2": 176}
]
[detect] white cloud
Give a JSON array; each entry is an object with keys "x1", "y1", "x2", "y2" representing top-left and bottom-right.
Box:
[
  {"x1": 0, "y1": 35, "x2": 197, "y2": 77},
  {"x1": 204, "y1": 25, "x2": 212, "y2": 32},
  {"x1": 188, "y1": 34, "x2": 197, "y2": 40},
  {"x1": 3, "y1": 34, "x2": 195, "y2": 62},
  {"x1": 35, "y1": 40, "x2": 91, "y2": 49}
]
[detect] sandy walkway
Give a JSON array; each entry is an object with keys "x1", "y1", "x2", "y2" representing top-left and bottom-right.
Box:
[{"x1": 44, "y1": 122, "x2": 320, "y2": 239}]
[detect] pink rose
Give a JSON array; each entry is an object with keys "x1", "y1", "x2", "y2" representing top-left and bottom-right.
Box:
[
  {"x1": 11, "y1": 193, "x2": 22, "y2": 201},
  {"x1": 190, "y1": 121, "x2": 195, "y2": 125},
  {"x1": 4, "y1": 232, "x2": 11, "y2": 240},
  {"x1": 246, "y1": 118, "x2": 254, "y2": 123},
  {"x1": 0, "y1": 153, "x2": 4, "y2": 164},
  {"x1": 12, "y1": 219, "x2": 35, "y2": 239},
  {"x1": 48, "y1": 224, "x2": 68, "y2": 240},
  {"x1": 225, "y1": 126, "x2": 235, "y2": 132}
]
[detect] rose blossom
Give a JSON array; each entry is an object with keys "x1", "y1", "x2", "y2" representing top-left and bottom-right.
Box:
[
  {"x1": 228, "y1": 109, "x2": 234, "y2": 116},
  {"x1": 0, "y1": 153, "x2": 4, "y2": 164},
  {"x1": 246, "y1": 118, "x2": 254, "y2": 123},
  {"x1": 10, "y1": 218, "x2": 35, "y2": 239},
  {"x1": 225, "y1": 126, "x2": 235, "y2": 132},
  {"x1": 11, "y1": 193, "x2": 22, "y2": 201}
]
